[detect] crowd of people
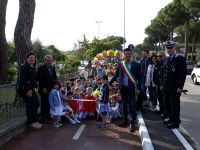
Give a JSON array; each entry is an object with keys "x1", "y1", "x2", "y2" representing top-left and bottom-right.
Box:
[{"x1": 17, "y1": 40, "x2": 187, "y2": 132}]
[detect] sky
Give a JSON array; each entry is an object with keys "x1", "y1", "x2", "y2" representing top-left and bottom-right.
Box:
[{"x1": 6, "y1": 0, "x2": 172, "y2": 51}]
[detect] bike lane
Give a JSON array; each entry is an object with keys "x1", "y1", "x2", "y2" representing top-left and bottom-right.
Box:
[{"x1": 142, "y1": 109, "x2": 189, "y2": 150}]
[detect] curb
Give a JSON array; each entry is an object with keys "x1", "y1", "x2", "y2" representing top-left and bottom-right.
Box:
[
  {"x1": 0, "y1": 116, "x2": 26, "y2": 147},
  {"x1": 137, "y1": 113, "x2": 154, "y2": 150}
]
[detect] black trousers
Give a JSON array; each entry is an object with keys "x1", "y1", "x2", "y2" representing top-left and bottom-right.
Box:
[
  {"x1": 120, "y1": 86, "x2": 137, "y2": 124},
  {"x1": 156, "y1": 85, "x2": 164, "y2": 114},
  {"x1": 22, "y1": 92, "x2": 39, "y2": 125},
  {"x1": 164, "y1": 90, "x2": 181, "y2": 125},
  {"x1": 40, "y1": 93, "x2": 50, "y2": 121}
]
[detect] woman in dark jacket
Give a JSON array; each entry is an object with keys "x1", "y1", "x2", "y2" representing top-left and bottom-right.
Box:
[{"x1": 18, "y1": 52, "x2": 42, "y2": 129}]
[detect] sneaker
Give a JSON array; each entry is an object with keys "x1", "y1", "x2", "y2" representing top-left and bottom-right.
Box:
[
  {"x1": 57, "y1": 122, "x2": 62, "y2": 127},
  {"x1": 69, "y1": 119, "x2": 76, "y2": 125},
  {"x1": 74, "y1": 118, "x2": 81, "y2": 124},
  {"x1": 35, "y1": 122, "x2": 43, "y2": 128},
  {"x1": 97, "y1": 123, "x2": 106, "y2": 129},
  {"x1": 29, "y1": 123, "x2": 41, "y2": 129},
  {"x1": 52, "y1": 123, "x2": 60, "y2": 128}
]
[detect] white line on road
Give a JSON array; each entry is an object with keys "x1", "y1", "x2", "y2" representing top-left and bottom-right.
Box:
[
  {"x1": 137, "y1": 113, "x2": 154, "y2": 150},
  {"x1": 72, "y1": 124, "x2": 86, "y2": 140},
  {"x1": 172, "y1": 128, "x2": 194, "y2": 150}
]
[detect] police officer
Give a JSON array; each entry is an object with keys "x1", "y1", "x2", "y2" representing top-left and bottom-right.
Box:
[{"x1": 162, "y1": 41, "x2": 187, "y2": 129}]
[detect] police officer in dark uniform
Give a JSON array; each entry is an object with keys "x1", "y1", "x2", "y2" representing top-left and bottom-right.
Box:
[{"x1": 162, "y1": 41, "x2": 187, "y2": 129}]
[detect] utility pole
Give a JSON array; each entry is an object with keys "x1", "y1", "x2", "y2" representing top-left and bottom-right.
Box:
[
  {"x1": 95, "y1": 21, "x2": 103, "y2": 39},
  {"x1": 123, "y1": 0, "x2": 126, "y2": 50}
]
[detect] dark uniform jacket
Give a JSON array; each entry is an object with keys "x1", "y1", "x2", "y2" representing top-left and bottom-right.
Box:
[
  {"x1": 162, "y1": 54, "x2": 187, "y2": 91},
  {"x1": 37, "y1": 64, "x2": 57, "y2": 93},
  {"x1": 153, "y1": 62, "x2": 163, "y2": 86},
  {"x1": 18, "y1": 63, "x2": 37, "y2": 97}
]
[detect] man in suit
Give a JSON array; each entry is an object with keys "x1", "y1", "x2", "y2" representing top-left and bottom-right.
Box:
[
  {"x1": 162, "y1": 41, "x2": 187, "y2": 129},
  {"x1": 140, "y1": 50, "x2": 150, "y2": 105},
  {"x1": 109, "y1": 48, "x2": 141, "y2": 132},
  {"x1": 37, "y1": 55, "x2": 57, "y2": 123}
]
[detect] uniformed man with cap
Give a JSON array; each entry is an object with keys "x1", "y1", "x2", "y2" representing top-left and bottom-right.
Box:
[{"x1": 162, "y1": 40, "x2": 187, "y2": 129}]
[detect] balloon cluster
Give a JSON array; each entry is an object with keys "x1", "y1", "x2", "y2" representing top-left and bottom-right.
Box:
[{"x1": 94, "y1": 50, "x2": 124, "y2": 62}]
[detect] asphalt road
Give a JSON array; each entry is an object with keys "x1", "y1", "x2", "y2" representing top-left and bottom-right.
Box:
[
  {"x1": 181, "y1": 76, "x2": 200, "y2": 149},
  {"x1": 1, "y1": 120, "x2": 142, "y2": 150}
]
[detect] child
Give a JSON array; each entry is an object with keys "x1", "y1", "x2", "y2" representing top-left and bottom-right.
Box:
[
  {"x1": 97, "y1": 75, "x2": 109, "y2": 128},
  {"x1": 63, "y1": 92, "x2": 81, "y2": 124},
  {"x1": 107, "y1": 95, "x2": 122, "y2": 123},
  {"x1": 49, "y1": 80, "x2": 63, "y2": 128},
  {"x1": 81, "y1": 87, "x2": 96, "y2": 119},
  {"x1": 70, "y1": 87, "x2": 81, "y2": 118}
]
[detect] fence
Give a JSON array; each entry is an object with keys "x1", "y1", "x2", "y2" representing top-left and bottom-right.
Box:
[
  {"x1": 0, "y1": 84, "x2": 25, "y2": 127},
  {"x1": 0, "y1": 71, "x2": 80, "y2": 127}
]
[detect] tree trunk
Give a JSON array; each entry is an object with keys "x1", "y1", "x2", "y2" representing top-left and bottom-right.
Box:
[
  {"x1": 184, "y1": 21, "x2": 189, "y2": 60},
  {"x1": 0, "y1": 0, "x2": 8, "y2": 85},
  {"x1": 14, "y1": 0, "x2": 36, "y2": 65}
]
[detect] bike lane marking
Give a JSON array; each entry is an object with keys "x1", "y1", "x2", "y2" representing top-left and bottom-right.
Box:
[
  {"x1": 172, "y1": 128, "x2": 194, "y2": 150},
  {"x1": 138, "y1": 113, "x2": 154, "y2": 150},
  {"x1": 72, "y1": 124, "x2": 86, "y2": 140}
]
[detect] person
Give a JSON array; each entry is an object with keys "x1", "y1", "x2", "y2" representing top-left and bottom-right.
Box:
[
  {"x1": 162, "y1": 40, "x2": 187, "y2": 129},
  {"x1": 18, "y1": 52, "x2": 42, "y2": 129},
  {"x1": 153, "y1": 51, "x2": 165, "y2": 118},
  {"x1": 145, "y1": 55, "x2": 158, "y2": 111},
  {"x1": 87, "y1": 60, "x2": 92, "y2": 72},
  {"x1": 90, "y1": 65, "x2": 98, "y2": 78},
  {"x1": 140, "y1": 50, "x2": 150, "y2": 104},
  {"x1": 48, "y1": 80, "x2": 63, "y2": 128},
  {"x1": 107, "y1": 95, "x2": 122, "y2": 123},
  {"x1": 97, "y1": 75, "x2": 109, "y2": 128},
  {"x1": 97, "y1": 65, "x2": 105, "y2": 78},
  {"x1": 37, "y1": 55, "x2": 57, "y2": 124},
  {"x1": 81, "y1": 87, "x2": 96, "y2": 119},
  {"x1": 109, "y1": 48, "x2": 141, "y2": 132},
  {"x1": 63, "y1": 92, "x2": 81, "y2": 124}
]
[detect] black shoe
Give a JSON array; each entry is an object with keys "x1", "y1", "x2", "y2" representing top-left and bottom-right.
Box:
[
  {"x1": 130, "y1": 124, "x2": 135, "y2": 132},
  {"x1": 160, "y1": 114, "x2": 165, "y2": 119},
  {"x1": 164, "y1": 118, "x2": 172, "y2": 125},
  {"x1": 97, "y1": 115, "x2": 103, "y2": 122},
  {"x1": 167, "y1": 123, "x2": 179, "y2": 129},
  {"x1": 119, "y1": 121, "x2": 129, "y2": 127}
]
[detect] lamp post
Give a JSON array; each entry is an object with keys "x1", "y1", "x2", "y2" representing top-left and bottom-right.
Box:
[
  {"x1": 95, "y1": 21, "x2": 103, "y2": 39},
  {"x1": 123, "y1": 0, "x2": 126, "y2": 50}
]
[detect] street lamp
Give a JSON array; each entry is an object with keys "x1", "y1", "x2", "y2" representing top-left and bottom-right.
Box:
[
  {"x1": 123, "y1": 0, "x2": 126, "y2": 50},
  {"x1": 95, "y1": 21, "x2": 103, "y2": 39}
]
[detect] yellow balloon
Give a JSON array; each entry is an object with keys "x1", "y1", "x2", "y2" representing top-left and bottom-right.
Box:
[{"x1": 93, "y1": 89, "x2": 100, "y2": 97}]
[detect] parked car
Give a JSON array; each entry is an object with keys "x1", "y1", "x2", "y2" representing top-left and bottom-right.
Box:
[
  {"x1": 191, "y1": 63, "x2": 200, "y2": 85},
  {"x1": 187, "y1": 61, "x2": 196, "y2": 74}
]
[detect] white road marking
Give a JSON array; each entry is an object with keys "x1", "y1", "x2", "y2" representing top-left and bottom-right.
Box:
[
  {"x1": 72, "y1": 124, "x2": 86, "y2": 140},
  {"x1": 172, "y1": 128, "x2": 194, "y2": 150},
  {"x1": 137, "y1": 113, "x2": 154, "y2": 150}
]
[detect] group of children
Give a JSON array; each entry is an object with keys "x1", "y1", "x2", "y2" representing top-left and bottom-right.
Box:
[{"x1": 48, "y1": 73, "x2": 122, "y2": 128}]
